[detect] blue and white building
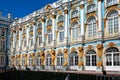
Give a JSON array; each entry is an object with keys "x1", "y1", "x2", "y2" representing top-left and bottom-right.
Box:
[{"x1": 9, "y1": 0, "x2": 120, "y2": 72}]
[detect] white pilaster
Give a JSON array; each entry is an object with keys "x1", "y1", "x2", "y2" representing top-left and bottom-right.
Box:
[
  {"x1": 80, "y1": 4, "x2": 84, "y2": 36},
  {"x1": 98, "y1": 1, "x2": 102, "y2": 37},
  {"x1": 64, "y1": 9, "x2": 68, "y2": 43},
  {"x1": 33, "y1": 22, "x2": 36, "y2": 48},
  {"x1": 41, "y1": 18, "x2": 45, "y2": 47}
]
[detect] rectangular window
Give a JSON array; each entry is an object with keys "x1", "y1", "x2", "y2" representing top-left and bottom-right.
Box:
[
  {"x1": 86, "y1": 56, "x2": 90, "y2": 66},
  {"x1": 106, "y1": 54, "x2": 112, "y2": 66},
  {"x1": 114, "y1": 17, "x2": 119, "y2": 33},
  {"x1": 108, "y1": 18, "x2": 113, "y2": 35}
]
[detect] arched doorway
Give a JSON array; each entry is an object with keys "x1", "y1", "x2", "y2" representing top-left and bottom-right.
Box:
[{"x1": 105, "y1": 47, "x2": 120, "y2": 71}]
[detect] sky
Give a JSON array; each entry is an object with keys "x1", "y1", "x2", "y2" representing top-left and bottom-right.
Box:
[{"x1": 0, "y1": 0, "x2": 57, "y2": 18}]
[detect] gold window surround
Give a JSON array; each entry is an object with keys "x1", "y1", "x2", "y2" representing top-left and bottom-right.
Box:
[
  {"x1": 57, "y1": 21, "x2": 64, "y2": 27},
  {"x1": 37, "y1": 29, "x2": 42, "y2": 32},
  {"x1": 70, "y1": 47, "x2": 76, "y2": 53},
  {"x1": 47, "y1": 25, "x2": 52, "y2": 30}
]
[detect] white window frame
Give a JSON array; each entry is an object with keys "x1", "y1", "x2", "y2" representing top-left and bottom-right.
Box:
[
  {"x1": 46, "y1": 54, "x2": 52, "y2": 66},
  {"x1": 87, "y1": 17, "x2": 97, "y2": 39},
  {"x1": 71, "y1": 22, "x2": 79, "y2": 41},
  {"x1": 105, "y1": 47, "x2": 120, "y2": 71},
  {"x1": 85, "y1": 49, "x2": 96, "y2": 71},
  {"x1": 57, "y1": 53, "x2": 64, "y2": 66},
  {"x1": 107, "y1": 11, "x2": 119, "y2": 36}
]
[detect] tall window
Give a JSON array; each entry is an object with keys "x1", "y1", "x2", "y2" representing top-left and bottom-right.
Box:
[
  {"x1": 47, "y1": 19, "x2": 52, "y2": 26},
  {"x1": 47, "y1": 29, "x2": 53, "y2": 44},
  {"x1": 22, "y1": 58, "x2": 25, "y2": 66},
  {"x1": 36, "y1": 56, "x2": 42, "y2": 66},
  {"x1": 29, "y1": 56, "x2": 33, "y2": 66},
  {"x1": 58, "y1": 26, "x2": 64, "y2": 42},
  {"x1": 23, "y1": 29, "x2": 26, "y2": 34},
  {"x1": 57, "y1": 53, "x2": 64, "y2": 66},
  {"x1": 30, "y1": 26, "x2": 33, "y2": 31},
  {"x1": 106, "y1": 47, "x2": 120, "y2": 66},
  {"x1": 87, "y1": 17, "x2": 97, "y2": 38},
  {"x1": 87, "y1": 4, "x2": 96, "y2": 13},
  {"x1": 86, "y1": 49, "x2": 96, "y2": 66},
  {"x1": 69, "y1": 52, "x2": 78, "y2": 66},
  {"x1": 38, "y1": 23, "x2": 42, "y2": 29},
  {"x1": 107, "y1": 11, "x2": 119, "y2": 35},
  {"x1": 38, "y1": 32, "x2": 42, "y2": 45},
  {"x1": 0, "y1": 56, "x2": 4, "y2": 64},
  {"x1": 106, "y1": 0, "x2": 118, "y2": 7},
  {"x1": 71, "y1": 10, "x2": 78, "y2": 18},
  {"x1": 30, "y1": 34, "x2": 33, "y2": 47},
  {"x1": 58, "y1": 15, "x2": 64, "y2": 22},
  {"x1": 46, "y1": 54, "x2": 51, "y2": 66},
  {"x1": 71, "y1": 22, "x2": 79, "y2": 40}
]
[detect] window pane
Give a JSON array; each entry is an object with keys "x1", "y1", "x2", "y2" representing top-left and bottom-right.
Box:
[
  {"x1": 106, "y1": 54, "x2": 112, "y2": 66},
  {"x1": 86, "y1": 56, "x2": 90, "y2": 66}
]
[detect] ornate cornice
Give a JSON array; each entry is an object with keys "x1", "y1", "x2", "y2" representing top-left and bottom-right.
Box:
[
  {"x1": 87, "y1": 12, "x2": 97, "y2": 20},
  {"x1": 51, "y1": 14, "x2": 56, "y2": 19}
]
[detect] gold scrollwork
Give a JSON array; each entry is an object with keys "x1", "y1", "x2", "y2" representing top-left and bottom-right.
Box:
[
  {"x1": 37, "y1": 29, "x2": 42, "y2": 32},
  {"x1": 63, "y1": 49, "x2": 68, "y2": 66},
  {"x1": 87, "y1": 12, "x2": 97, "y2": 20},
  {"x1": 57, "y1": 49, "x2": 62, "y2": 53},
  {"x1": 47, "y1": 25, "x2": 52, "y2": 30},
  {"x1": 71, "y1": 47, "x2": 76, "y2": 52},
  {"x1": 64, "y1": 9, "x2": 68, "y2": 14},
  {"x1": 87, "y1": 45, "x2": 93, "y2": 50},
  {"x1": 29, "y1": 31, "x2": 33, "y2": 35},
  {"x1": 57, "y1": 22, "x2": 64, "y2": 26},
  {"x1": 71, "y1": 17, "x2": 78, "y2": 23}
]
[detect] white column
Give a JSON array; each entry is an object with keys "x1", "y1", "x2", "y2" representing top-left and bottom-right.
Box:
[
  {"x1": 98, "y1": 0, "x2": 102, "y2": 37},
  {"x1": 80, "y1": 4, "x2": 84, "y2": 36},
  {"x1": 26, "y1": 24, "x2": 29, "y2": 48},
  {"x1": 41, "y1": 17, "x2": 45, "y2": 47},
  {"x1": 33, "y1": 21, "x2": 36, "y2": 48},
  {"x1": 64, "y1": 8, "x2": 68, "y2": 43},
  {"x1": 52, "y1": 12, "x2": 56, "y2": 45}
]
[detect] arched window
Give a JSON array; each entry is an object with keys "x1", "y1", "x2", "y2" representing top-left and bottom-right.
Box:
[
  {"x1": 30, "y1": 26, "x2": 33, "y2": 31},
  {"x1": 23, "y1": 29, "x2": 26, "y2": 34},
  {"x1": 47, "y1": 19, "x2": 52, "y2": 26},
  {"x1": 46, "y1": 54, "x2": 52, "y2": 66},
  {"x1": 58, "y1": 26, "x2": 64, "y2": 42},
  {"x1": 36, "y1": 55, "x2": 42, "y2": 66},
  {"x1": 29, "y1": 55, "x2": 33, "y2": 66},
  {"x1": 0, "y1": 56, "x2": 4, "y2": 64},
  {"x1": 106, "y1": 0, "x2": 117, "y2": 7},
  {"x1": 87, "y1": 4, "x2": 96, "y2": 13},
  {"x1": 47, "y1": 29, "x2": 53, "y2": 44},
  {"x1": 106, "y1": 47, "x2": 120, "y2": 66},
  {"x1": 57, "y1": 53, "x2": 64, "y2": 66},
  {"x1": 71, "y1": 22, "x2": 79, "y2": 40},
  {"x1": 58, "y1": 15, "x2": 64, "y2": 22},
  {"x1": 38, "y1": 32, "x2": 42, "y2": 45},
  {"x1": 87, "y1": 16, "x2": 97, "y2": 38},
  {"x1": 107, "y1": 11, "x2": 119, "y2": 35},
  {"x1": 38, "y1": 23, "x2": 42, "y2": 29},
  {"x1": 71, "y1": 10, "x2": 78, "y2": 18},
  {"x1": 86, "y1": 49, "x2": 96, "y2": 66},
  {"x1": 69, "y1": 52, "x2": 78, "y2": 66}
]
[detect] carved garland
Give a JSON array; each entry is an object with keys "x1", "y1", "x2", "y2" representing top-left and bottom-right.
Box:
[
  {"x1": 78, "y1": 47, "x2": 84, "y2": 66},
  {"x1": 97, "y1": 44, "x2": 103, "y2": 57}
]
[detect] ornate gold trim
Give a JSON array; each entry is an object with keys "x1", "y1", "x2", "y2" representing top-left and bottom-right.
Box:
[
  {"x1": 29, "y1": 31, "x2": 33, "y2": 35},
  {"x1": 108, "y1": 42, "x2": 116, "y2": 47},
  {"x1": 87, "y1": 45, "x2": 93, "y2": 50},
  {"x1": 71, "y1": 17, "x2": 78, "y2": 23},
  {"x1": 46, "y1": 4, "x2": 52, "y2": 12},
  {"x1": 37, "y1": 29, "x2": 42, "y2": 32},
  {"x1": 58, "y1": 10, "x2": 62, "y2": 15},
  {"x1": 87, "y1": 12, "x2": 97, "y2": 20},
  {"x1": 64, "y1": 9, "x2": 68, "y2": 14},
  {"x1": 63, "y1": 48, "x2": 68, "y2": 66},
  {"x1": 71, "y1": 47, "x2": 76, "y2": 52},
  {"x1": 57, "y1": 22, "x2": 64, "y2": 26},
  {"x1": 78, "y1": 61, "x2": 83, "y2": 66},
  {"x1": 104, "y1": 18, "x2": 107, "y2": 28},
  {"x1": 79, "y1": 4, "x2": 84, "y2": 9},
  {"x1": 87, "y1": 0, "x2": 93, "y2": 4},
  {"x1": 97, "y1": 61, "x2": 102, "y2": 67},
  {"x1": 51, "y1": 14, "x2": 56, "y2": 19},
  {"x1": 41, "y1": 18, "x2": 45, "y2": 22},
  {"x1": 57, "y1": 49, "x2": 62, "y2": 53},
  {"x1": 47, "y1": 25, "x2": 52, "y2": 30},
  {"x1": 98, "y1": 0, "x2": 102, "y2": 2}
]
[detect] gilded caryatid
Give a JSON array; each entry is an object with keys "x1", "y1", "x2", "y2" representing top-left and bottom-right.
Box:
[
  {"x1": 50, "y1": 50, "x2": 56, "y2": 66},
  {"x1": 78, "y1": 46, "x2": 84, "y2": 58},
  {"x1": 40, "y1": 51, "x2": 45, "y2": 66},
  {"x1": 63, "y1": 49, "x2": 68, "y2": 66},
  {"x1": 97, "y1": 44, "x2": 103, "y2": 57}
]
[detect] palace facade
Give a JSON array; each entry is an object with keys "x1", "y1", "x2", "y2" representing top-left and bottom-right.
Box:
[
  {"x1": 9, "y1": 0, "x2": 120, "y2": 72},
  {"x1": 0, "y1": 11, "x2": 12, "y2": 68}
]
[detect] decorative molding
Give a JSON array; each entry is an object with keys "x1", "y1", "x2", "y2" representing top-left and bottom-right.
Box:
[
  {"x1": 29, "y1": 31, "x2": 33, "y2": 35},
  {"x1": 97, "y1": 61, "x2": 102, "y2": 67},
  {"x1": 78, "y1": 61, "x2": 83, "y2": 66},
  {"x1": 41, "y1": 18, "x2": 45, "y2": 22},
  {"x1": 87, "y1": 12, "x2": 97, "y2": 20},
  {"x1": 47, "y1": 25, "x2": 52, "y2": 30},
  {"x1": 79, "y1": 4, "x2": 84, "y2": 9},
  {"x1": 64, "y1": 9, "x2": 68, "y2": 14},
  {"x1": 63, "y1": 48, "x2": 68, "y2": 66},
  {"x1": 87, "y1": 0, "x2": 93, "y2": 4},
  {"x1": 87, "y1": 45, "x2": 93, "y2": 50},
  {"x1": 57, "y1": 22, "x2": 64, "y2": 26},
  {"x1": 98, "y1": 0, "x2": 102, "y2": 2},
  {"x1": 37, "y1": 29, "x2": 42, "y2": 32},
  {"x1": 104, "y1": 18, "x2": 107, "y2": 28},
  {"x1": 108, "y1": 42, "x2": 116, "y2": 47},
  {"x1": 57, "y1": 49, "x2": 62, "y2": 53},
  {"x1": 71, "y1": 17, "x2": 78, "y2": 23},
  {"x1": 58, "y1": 10, "x2": 62, "y2": 15},
  {"x1": 71, "y1": 47, "x2": 76, "y2": 52},
  {"x1": 51, "y1": 14, "x2": 56, "y2": 19}
]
